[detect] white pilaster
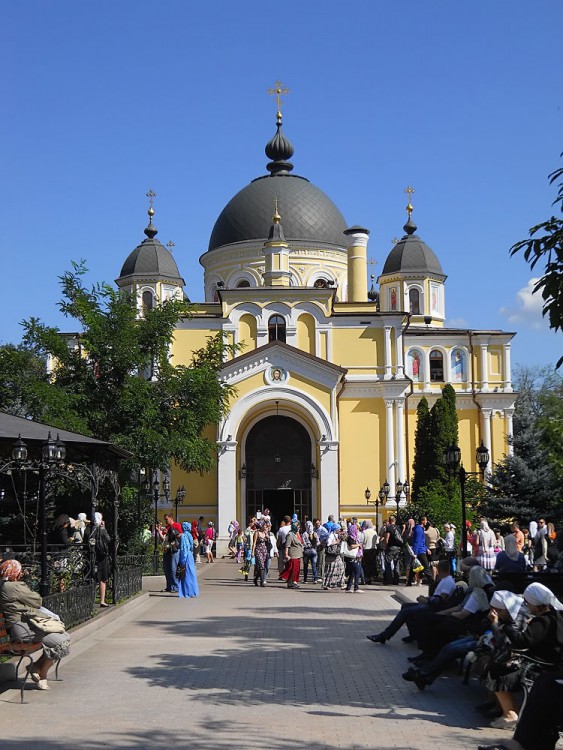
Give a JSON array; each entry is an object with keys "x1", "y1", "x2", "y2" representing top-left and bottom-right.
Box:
[
  {"x1": 482, "y1": 409, "x2": 492, "y2": 472},
  {"x1": 385, "y1": 399, "x2": 396, "y2": 493},
  {"x1": 216, "y1": 438, "x2": 238, "y2": 556},
  {"x1": 480, "y1": 344, "x2": 489, "y2": 391},
  {"x1": 395, "y1": 397, "x2": 406, "y2": 482},
  {"x1": 503, "y1": 344, "x2": 512, "y2": 392},
  {"x1": 505, "y1": 408, "x2": 515, "y2": 456},
  {"x1": 319, "y1": 439, "x2": 339, "y2": 521},
  {"x1": 395, "y1": 325, "x2": 404, "y2": 376},
  {"x1": 384, "y1": 326, "x2": 392, "y2": 379}
]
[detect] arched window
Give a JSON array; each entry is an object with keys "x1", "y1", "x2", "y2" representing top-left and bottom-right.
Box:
[
  {"x1": 429, "y1": 350, "x2": 444, "y2": 382},
  {"x1": 142, "y1": 290, "x2": 154, "y2": 316},
  {"x1": 409, "y1": 288, "x2": 420, "y2": 315},
  {"x1": 236, "y1": 279, "x2": 251, "y2": 288},
  {"x1": 313, "y1": 278, "x2": 328, "y2": 289},
  {"x1": 408, "y1": 349, "x2": 423, "y2": 382},
  {"x1": 268, "y1": 315, "x2": 286, "y2": 343}
]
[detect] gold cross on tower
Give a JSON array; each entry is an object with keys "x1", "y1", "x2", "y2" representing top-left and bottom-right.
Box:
[
  {"x1": 404, "y1": 186, "x2": 415, "y2": 216},
  {"x1": 146, "y1": 189, "x2": 157, "y2": 217},
  {"x1": 267, "y1": 80, "x2": 290, "y2": 123}
]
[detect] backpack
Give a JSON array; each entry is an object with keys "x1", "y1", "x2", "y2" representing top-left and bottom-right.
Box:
[
  {"x1": 388, "y1": 524, "x2": 403, "y2": 547},
  {"x1": 89, "y1": 527, "x2": 109, "y2": 560},
  {"x1": 165, "y1": 527, "x2": 180, "y2": 554}
]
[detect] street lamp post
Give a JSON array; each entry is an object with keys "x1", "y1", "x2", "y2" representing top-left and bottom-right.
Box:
[
  {"x1": 172, "y1": 485, "x2": 186, "y2": 522},
  {"x1": 444, "y1": 441, "x2": 489, "y2": 559},
  {"x1": 1, "y1": 433, "x2": 67, "y2": 596},
  {"x1": 143, "y1": 471, "x2": 171, "y2": 555},
  {"x1": 395, "y1": 479, "x2": 411, "y2": 515}
]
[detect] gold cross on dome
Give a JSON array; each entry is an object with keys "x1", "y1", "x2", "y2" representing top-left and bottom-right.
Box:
[
  {"x1": 267, "y1": 80, "x2": 290, "y2": 121},
  {"x1": 404, "y1": 186, "x2": 415, "y2": 216},
  {"x1": 146, "y1": 189, "x2": 157, "y2": 209},
  {"x1": 166, "y1": 241, "x2": 175, "y2": 251}
]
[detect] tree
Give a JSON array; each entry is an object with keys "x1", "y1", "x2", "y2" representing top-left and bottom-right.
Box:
[
  {"x1": 411, "y1": 397, "x2": 432, "y2": 501},
  {"x1": 478, "y1": 366, "x2": 563, "y2": 524},
  {"x1": 0, "y1": 262, "x2": 239, "y2": 547},
  {"x1": 510, "y1": 157, "x2": 563, "y2": 368}
]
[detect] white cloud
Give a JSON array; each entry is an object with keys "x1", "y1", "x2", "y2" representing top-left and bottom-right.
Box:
[{"x1": 499, "y1": 278, "x2": 547, "y2": 329}]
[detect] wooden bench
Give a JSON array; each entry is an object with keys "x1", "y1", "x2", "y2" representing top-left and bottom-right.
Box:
[{"x1": 0, "y1": 612, "x2": 59, "y2": 703}]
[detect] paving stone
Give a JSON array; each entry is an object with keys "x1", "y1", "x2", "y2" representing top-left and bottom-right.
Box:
[{"x1": 0, "y1": 562, "x2": 507, "y2": 749}]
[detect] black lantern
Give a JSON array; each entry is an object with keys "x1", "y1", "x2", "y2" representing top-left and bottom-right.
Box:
[
  {"x1": 402, "y1": 479, "x2": 410, "y2": 497},
  {"x1": 378, "y1": 487, "x2": 386, "y2": 503},
  {"x1": 444, "y1": 444, "x2": 462, "y2": 470},
  {"x1": 396, "y1": 480, "x2": 404, "y2": 498},
  {"x1": 162, "y1": 475, "x2": 171, "y2": 499},
  {"x1": 476, "y1": 441, "x2": 489, "y2": 474},
  {"x1": 382, "y1": 480, "x2": 390, "y2": 497},
  {"x1": 42, "y1": 432, "x2": 59, "y2": 463},
  {"x1": 54, "y1": 434, "x2": 66, "y2": 462},
  {"x1": 12, "y1": 435, "x2": 28, "y2": 463},
  {"x1": 238, "y1": 463, "x2": 247, "y2": 479},
  {"x1": 364, "y1": 487, "x2": 371, "y2": 501}
]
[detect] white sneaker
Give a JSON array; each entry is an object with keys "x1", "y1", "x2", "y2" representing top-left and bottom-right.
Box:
[
  {"x1": 36, "y1": 680, "x2": 50, "y2": 690},
  {"x1": 355, "y1": 589, "x2": 365, "y2": 593}
]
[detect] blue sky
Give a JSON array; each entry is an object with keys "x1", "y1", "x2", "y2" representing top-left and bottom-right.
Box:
[{"x1": 1, "y1": 1, "x2": 561, "y2": 370}]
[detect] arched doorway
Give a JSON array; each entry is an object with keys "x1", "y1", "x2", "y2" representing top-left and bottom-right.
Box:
[{"x1": 244, "y1": 415, "x2": 313, "y2": 528}]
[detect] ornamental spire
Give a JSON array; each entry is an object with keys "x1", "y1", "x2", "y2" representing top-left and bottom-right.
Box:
[
  {"x1": 144, "y1": 189, "x2": 158, "y2": 239},
  {"x1": 403, "y1": 186, "x2": 417, "y2": 235},
  {"x1": 265, "y1": 81, "x2": 294, "y2": 174}
]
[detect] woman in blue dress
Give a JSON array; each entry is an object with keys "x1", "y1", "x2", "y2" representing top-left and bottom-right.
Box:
[{"x1": 178, "y1": 522, "x2": 199, "y2": 598}]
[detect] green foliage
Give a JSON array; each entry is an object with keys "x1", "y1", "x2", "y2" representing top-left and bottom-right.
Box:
[
  {"x1": 478, "y1": 366, "x2": 563, "y2": 524},
  {"x1": 417, "y1": 479, "x2": 461, "y2": 530},
  {"x1": 412, "y1": 397, "x2": 432, "y2": 501},
  {"x1": 412, "y1": 384, "x2": 459, "y2": 496},
  {"x1": 510, "y1": 157, "x2": 563, "y2": 368},
  {"x1": 0, "y1": 261, "x2": 239, "y2": 545}
]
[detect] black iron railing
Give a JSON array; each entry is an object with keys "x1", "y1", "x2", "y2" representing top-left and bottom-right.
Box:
[{"x1": 43, "y1": 582, "x2": 96, "y2": 629}]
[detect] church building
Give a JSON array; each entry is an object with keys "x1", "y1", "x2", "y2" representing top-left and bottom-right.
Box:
[{"x1": 115, "y1": 91, "x2": 516, "y2": 549}]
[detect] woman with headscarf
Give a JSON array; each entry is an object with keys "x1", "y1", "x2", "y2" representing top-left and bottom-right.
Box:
[
  {"x1": 415, "y1": 565, "x2": 493, "y2": 661},
  {"x1": 281, "y1": 521, "x2": 304, "y2": 589},
  {"x1": 251, "y1": 520, "x2": 270, "y2": 587},
  {"x1": 494, "y1": 534, "x2": 527, "y2": 574},
  {"x1": 178, "y1": 522, "x2": 199, "y2": 598},
  {"x1": 404, "y1": 589, "x2": 528, "y2": 693},
  {"x1": 50, "y1": 514, "x2": 74, "y2": 545},
  {"x1": 322, "y1": 523, "x2": 346, "y2": 590},
  {"x1": 86, "y1": 512, "x2": 111, "y2": 607},
  {"x1": 344, "y1": 523, "x2": 364, "y2": 593},
  {"x1": 480, "y1": 582, "x2": 563, "y2": 731},
  {"x1": 0, "y1": 559, "x2": 71, "y2": 690},
  {"x1": 477, "y1": 519, "x2": 497, "y2": 571}
]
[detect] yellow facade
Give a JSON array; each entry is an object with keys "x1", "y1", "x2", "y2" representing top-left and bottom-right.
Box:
[{"x1": 115, "y1": 113, "x2": 517, "y2": 549}]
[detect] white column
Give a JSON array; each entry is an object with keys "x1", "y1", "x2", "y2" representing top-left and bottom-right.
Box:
[
  {"x1": 480, "y1": 344, "x2": 489, "y2": 391},
  {"x1": 216, "y1": 438, "x2": 238, "y2": 556},
  {"x1": 319, "y1": 439, "x2": 339, "y2": 521},
  {"x1": 503, "y1": 344, "x2": 512, "y2": 392},
  {"x1": 395, "y1": 325, "x2": 404, "y2": 376},
  {"x1": 385, "y1": 399, "x2": 396, "y2": 500},
  {"x1": 384, "y1": 326, "x2": 392, "y2": 379},
  {"x1": 482, "y1": 409, "x2": 492, "y2": 472},
  {"x1": 395, "y1": 397, "x2": 406, "y2": 484},
  {"x1": 505, "y1": 408, "x2": 515, "y2": 456},
  {"x1": 424, "y1": 349, "x2": 431, "y2": 390}
]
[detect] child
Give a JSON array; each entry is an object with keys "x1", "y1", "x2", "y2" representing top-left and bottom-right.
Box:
[{"x1": 235, "y1": 529, "x2": 244, "y2": 563}]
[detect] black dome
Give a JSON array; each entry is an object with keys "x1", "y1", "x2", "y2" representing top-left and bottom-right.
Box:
[
  {"x1": 381, "y1": 218, "x2": 444, "y2": 277},
  {"x1": 208, "y1": 173, "x2": 348, "y2": 252},
  {"x1": 118, "y1": 235, "x2": 184, "y2": 286}
]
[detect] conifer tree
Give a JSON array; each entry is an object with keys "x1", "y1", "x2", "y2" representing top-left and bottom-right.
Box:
[{"x1": 412, "y1": 396, "x2": 431, "y2": 501}]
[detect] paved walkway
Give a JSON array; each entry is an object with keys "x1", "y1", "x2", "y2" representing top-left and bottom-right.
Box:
[{"x1": 0, "y1": 561, "x2": 505, "y2": 749}]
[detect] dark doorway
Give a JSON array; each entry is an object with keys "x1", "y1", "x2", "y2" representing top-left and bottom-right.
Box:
[
  {"x1": 244, "y1": 415, "x2": 313, "y2": 526},
  {"x1": 263, "y1": 489, "x2": 293, "y2": 530}
]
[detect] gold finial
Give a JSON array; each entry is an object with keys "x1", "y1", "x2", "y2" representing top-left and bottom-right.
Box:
[
  {"x1": 368, "y1": 258, "x2": 376, "y2": 268},
  {"x1": 273, "y1": 197, "x2": 281, "y2": 224},
  {"x1": 267, "y1": 80, "x2": 290, "y2": 123},
  {"x1": 166, "y1": 241, "x2": 175, "y2": 252},
  {"x1": 404, "y1": 186, "x2": 415, "y2": 216},
  {"x1": 370, "y1": 273, "x2": 375, "y2": 281},
  {"x1": 146, "y1": 189, "x2": 157, "y2": 218}
]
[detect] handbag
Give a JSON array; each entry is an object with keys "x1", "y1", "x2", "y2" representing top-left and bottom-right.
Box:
[
  {"x1": 25, "y1": 613, "x2": 66, "y2": 635},
  {"x1": 326, "y1": 543, "x2": 341, "y2": 556},
  {"x1": 341, "y1": 541, "x2": 359, "y2": 559},
  {"x1": 176, "y1": 563, "x2": 186, "y2": 580}
]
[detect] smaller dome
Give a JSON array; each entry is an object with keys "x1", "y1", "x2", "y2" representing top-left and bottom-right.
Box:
[
  {"x1": 117, "y1": 221, "x2": 185, "y2": 286},
  {"x1": 381, "y1": 218, "x2": 445, "y2": 277}
]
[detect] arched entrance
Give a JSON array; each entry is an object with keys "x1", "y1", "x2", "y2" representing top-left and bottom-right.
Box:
[{"x1": 244, "y1": 415, "x2": 313, "y2": 528}]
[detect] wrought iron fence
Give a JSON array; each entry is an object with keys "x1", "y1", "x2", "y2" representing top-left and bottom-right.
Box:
[
  {"x1": 43, "y1": 582, "x2": 97, "y2": 629},
  {"x1": 113, "y1": 558, "x2": 143, "y2": 603}
]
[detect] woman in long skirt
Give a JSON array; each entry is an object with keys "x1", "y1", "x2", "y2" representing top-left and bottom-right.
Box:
[
  {"x1": 280, "y1": 522, "x2": 304, "y2": 589},
  {"x1": 323, "y1": 524, "x2": 346, "y2": 590},
  {"x1": 178, "y1": 522, "x2": 199, "y2": 598}
]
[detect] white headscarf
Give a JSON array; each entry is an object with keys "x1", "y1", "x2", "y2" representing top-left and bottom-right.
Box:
[
  {"x1": 524, "y1": 582, "x2": 563, "y2": 610},
  {"x1": 490, "y1": 590, "x2": 525, "y2": 622},
  {"x1": 94, "y1": 512, "x2": 103, "y2": 527}
]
